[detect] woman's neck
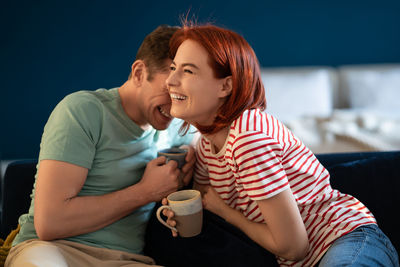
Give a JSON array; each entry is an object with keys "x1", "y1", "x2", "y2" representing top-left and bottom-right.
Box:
[{"x1": 204, "y1": 126, "x2": 230, "y2": 154}]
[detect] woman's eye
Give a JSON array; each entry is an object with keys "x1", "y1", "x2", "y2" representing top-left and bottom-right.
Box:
[
  {"x1": 184, "y1": 69, "x2": 193, "y2": 74},
  {"x1": 170, "y1": 66, "x2": 176, "y2": 71}
]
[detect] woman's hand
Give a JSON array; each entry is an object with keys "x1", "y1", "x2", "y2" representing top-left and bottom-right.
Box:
[
  {"x1": 161, "y1": 197, "x2": 178, "y2": 237},
  {"x1": 201, "y1": 185, "x2": 230, "y2": 219},
  {"x1": 179, "y1": 144, "x2": 196, "y2": 188}
]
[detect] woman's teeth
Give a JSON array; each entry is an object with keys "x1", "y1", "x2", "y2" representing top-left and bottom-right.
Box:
[
  {"x1": 158, "y1": 107, "x2": 172, "y2": 118},
  {"x1": 170, "y1": 93, "x2": 187, "y2": 100}
]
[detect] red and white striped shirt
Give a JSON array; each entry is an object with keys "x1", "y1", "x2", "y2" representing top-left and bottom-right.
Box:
[{"x1": 194, "y1": 109, "x2": 376, "y2": 267}]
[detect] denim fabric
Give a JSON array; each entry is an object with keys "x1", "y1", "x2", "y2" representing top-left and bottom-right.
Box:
[{"x1": 319, "y1": 224, "x2": 399, "y2": 267}]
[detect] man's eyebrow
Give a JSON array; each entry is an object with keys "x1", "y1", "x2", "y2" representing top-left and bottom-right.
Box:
[{"x1": 171, "y1": 61, "x2": 199, "y2": 69}]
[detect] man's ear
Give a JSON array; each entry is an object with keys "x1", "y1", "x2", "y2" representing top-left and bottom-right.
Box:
[
  {"x1": 130, "y1": 60, "x2": 147, "y2": 86},
  {"x1": 218, "y1": 76, "x2": 233, "y2": 98}
]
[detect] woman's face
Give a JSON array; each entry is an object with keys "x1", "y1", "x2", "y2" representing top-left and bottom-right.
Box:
[{"x1": 166, "y1": 39, "x2": 231, "y2": 127}]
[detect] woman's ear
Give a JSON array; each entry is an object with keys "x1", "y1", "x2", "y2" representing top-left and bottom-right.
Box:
[
  {"x1": 130, "y1": 60, "x2": 146, "y2": 86},
  {"x1": 218, "y1": 76, "x2": 233, "y2": 98}
]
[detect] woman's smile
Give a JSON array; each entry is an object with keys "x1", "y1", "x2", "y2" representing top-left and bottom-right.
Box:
[{"x1": 170, "y1": 92, "x2": 188, "y2": 101}]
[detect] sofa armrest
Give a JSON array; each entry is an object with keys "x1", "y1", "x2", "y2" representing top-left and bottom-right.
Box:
[{"x1": 0, "y1": 159, "x2": 37, "y2": 238}]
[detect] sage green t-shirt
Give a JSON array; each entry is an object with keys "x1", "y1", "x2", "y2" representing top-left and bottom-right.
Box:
[{"x1": 13, "y1": 88, "x2": 194, "y2": 254}]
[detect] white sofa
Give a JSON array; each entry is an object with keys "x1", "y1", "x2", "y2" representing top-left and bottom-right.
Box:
[{"x1": 260, "y1": 64, "x2": 400, "y2": 153}]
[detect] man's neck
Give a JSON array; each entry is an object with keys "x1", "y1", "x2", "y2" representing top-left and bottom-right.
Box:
[{"x1": 118, "y1": 80, "x2": 147, "y2": 127}]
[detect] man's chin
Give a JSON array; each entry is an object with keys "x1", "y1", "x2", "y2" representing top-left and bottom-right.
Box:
[{"x1": 152, "y1": 119, "x2": 173, "y2": 130}]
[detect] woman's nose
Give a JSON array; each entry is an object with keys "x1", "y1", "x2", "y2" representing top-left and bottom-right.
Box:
[{"x1": 166, "y1": 71, "x2": 178, "y2": 87}]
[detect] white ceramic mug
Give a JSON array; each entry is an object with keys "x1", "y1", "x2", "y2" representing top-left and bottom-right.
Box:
[{"x1": 156, "y1": 189, "x2": 203, "y2": 237}]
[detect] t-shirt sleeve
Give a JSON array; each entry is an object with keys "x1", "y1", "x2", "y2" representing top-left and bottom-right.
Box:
[
  {"x1": 231, "y1": 131, "x2": 290, "y2": 201},
  {"x1": 193, "y1": 137, "x2": 210, "y2": 185},
  {"x1": 39, "y1": 92, "x2": 102, "y2": 169}
]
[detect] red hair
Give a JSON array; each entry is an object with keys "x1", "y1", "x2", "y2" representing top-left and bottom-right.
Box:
[{"x1": 169, "y1": 24, "x2": 266, "y2": 135}]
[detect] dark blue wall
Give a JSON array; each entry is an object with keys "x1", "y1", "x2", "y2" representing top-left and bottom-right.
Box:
[{"x1": 1, "y1": 0, "x2": 400, "y2": 159}]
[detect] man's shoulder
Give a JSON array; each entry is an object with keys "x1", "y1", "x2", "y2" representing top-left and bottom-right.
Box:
[
  {"x1": 58, "y1": 88, "x2": 118, "y2": 111},
  {"x1": 64, "y1": 88, "x2": 115, "y2": 103}
]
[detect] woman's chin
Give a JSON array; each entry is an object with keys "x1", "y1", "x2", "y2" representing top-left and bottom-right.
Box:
[
  {"x1": 171, "y1": 109, "x2": 205, "y2": 125},
  {"x1": 171, "y1": 109, "x2": 186, "y2": 120},
  {"x1": 170, "y1": 111, "x2": 184, "y2": 120}
]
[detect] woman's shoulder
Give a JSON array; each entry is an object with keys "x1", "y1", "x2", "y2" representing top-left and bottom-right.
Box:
[{"x1": 231, "y1": 109, "x2": 279, "y2": 134}]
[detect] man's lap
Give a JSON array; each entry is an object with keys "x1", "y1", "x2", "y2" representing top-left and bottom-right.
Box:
[{"x1": 6, "y1": 239, "x2": 159, "y2": 267}]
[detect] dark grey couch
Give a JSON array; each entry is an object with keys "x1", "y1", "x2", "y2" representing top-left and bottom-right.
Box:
[
  {"x1": 144, "y1": 151, "x2": 400, "y2": 266},
  {"x1": 1, "y1": 151, "x2": 399, "y2": 266}
]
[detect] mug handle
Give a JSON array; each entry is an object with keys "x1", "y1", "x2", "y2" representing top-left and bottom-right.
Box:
[{"x1": 156, "y1": 205, "x2": 178, "y2": 232}]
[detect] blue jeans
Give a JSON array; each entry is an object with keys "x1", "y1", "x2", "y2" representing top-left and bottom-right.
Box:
[{"x1": 319, "y1": 224, "x2": 399, "y2": 267}]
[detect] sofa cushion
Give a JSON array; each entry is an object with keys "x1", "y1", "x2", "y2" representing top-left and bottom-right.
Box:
[
  {"x1": 145, "y1": 207, "x2": 278, "y2": 267},
  {"x1": 260, "y1": 67, "x2": 336, "y2": 123},
  {"x1": 338, "y1": 64, "x2": 400, "y2": 118}
]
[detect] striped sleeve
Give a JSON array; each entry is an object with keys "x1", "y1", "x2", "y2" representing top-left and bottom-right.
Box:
[
  {"x1": 231, "y1": 131, "x2": 290, "y2": 200},
  {"x1": 193, "y1": 137, "x2": 211, "y2": 185}
]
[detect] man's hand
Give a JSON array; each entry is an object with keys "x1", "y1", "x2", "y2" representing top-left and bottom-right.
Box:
[{"x1": 139, "y1": 157, "x2": 180, "y2": 202}]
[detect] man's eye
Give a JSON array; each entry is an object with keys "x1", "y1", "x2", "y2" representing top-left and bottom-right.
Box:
[
  {"x1": 170, "y1": 66, "x2": 176, "y2": 71},
  {"x1": 184, "y1": 69, "x2": 193, "y2": 74}
]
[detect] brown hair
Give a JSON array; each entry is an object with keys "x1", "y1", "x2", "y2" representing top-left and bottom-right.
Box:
[
  {"x1": 169, "y1": 24, "x2": 266, "y2": 134},
  {"x1": 132, "y1": 25, "x2": 179, "y2": 81}
]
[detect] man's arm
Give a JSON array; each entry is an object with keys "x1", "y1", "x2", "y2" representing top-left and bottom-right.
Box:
[{"x1": 34, "y1": 157, "x2": 181, "y2": 240}]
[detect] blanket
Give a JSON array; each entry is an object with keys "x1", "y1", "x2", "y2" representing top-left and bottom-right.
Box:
[{"x1": 285, "y1": 109, "x2": 400, "y2": 153}]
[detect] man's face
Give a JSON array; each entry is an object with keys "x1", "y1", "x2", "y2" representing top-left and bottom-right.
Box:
[{"x1": 138, "y1": 60, "x2": 174, "y2": 130}]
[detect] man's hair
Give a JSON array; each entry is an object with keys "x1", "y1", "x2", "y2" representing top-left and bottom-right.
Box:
[
  {"x1": 169, "y1": 24, "x2": 266, "y2": 135},
  {"x1": 131, "y1": 25, "x2": 179, "y2": 81}
]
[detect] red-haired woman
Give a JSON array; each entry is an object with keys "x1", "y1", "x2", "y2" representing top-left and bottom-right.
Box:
[{"x1": 163, "y1": 24, "x2": 399, "y2": 267}]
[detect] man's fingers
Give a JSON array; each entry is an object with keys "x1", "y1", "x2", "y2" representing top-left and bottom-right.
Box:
[
  {"x1": 165, "y1": 159, "x2": 178, "y2": 169},
  {"x1": 153, "y1": 156, "x2": 167, "y2": 166}
]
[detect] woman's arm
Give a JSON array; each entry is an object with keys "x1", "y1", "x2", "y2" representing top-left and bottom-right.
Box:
[{"x1": 202, "y1": 186, "x2": 309, "y2": 261}]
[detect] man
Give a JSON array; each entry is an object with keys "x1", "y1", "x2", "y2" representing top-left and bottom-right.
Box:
[{"x1": 5, "y1": 25, "x2": 196, "y2": 267}]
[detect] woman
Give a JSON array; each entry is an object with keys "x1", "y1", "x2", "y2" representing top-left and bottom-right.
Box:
[{"x1": 163, "y1": 24, "x2": 399, "y2": 266}]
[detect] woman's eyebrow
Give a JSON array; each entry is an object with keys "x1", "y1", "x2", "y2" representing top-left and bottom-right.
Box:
[
  {"x1": 171, "y1": 61, "x2": 199, "y2": 69},
  {"x1": 182, "y1": 63, "x2": 199, "y2": 69}
]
